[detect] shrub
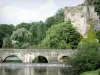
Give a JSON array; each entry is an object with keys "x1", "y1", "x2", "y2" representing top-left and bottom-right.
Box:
[{"x1": 68, "y1": 41, "x2": 100, "y2": 74}]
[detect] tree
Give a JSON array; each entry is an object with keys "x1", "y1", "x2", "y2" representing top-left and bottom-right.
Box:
[
  {"x1": 39, "y1": 21, "x2": 81, "y2": 49},
  {"x1": 29, "y1": 24, "x2": 38, "y2": 45},
  {"x1": 16, "y1": 22, "x2": 31, "y2": 30},
  {"x1": 2, "y1": 36, "x2": 13, "y2": 48},
  {"x1": 11, "y1": 28, "x2": 32, "y2": 48},
  {"x1": 0, "y1": 24, "x2": 15, "y2": 48},
  {"x1": 54, "y1": 8, "x2": 64, "y2": 24},
  {"x1": 29, "y1": 21, "x2": 45, "y2": 45},
  {"x1": 44, "y1": 8, "x2": 64, "y2": 30}
]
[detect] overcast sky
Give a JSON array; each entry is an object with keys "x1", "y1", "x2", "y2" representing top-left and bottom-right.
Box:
[{"x1": 0, "y1": 0, "x2": 84, "y2": 25}]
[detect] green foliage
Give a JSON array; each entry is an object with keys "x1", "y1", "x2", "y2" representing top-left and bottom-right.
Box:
[
  {"x1": 96, "y1": 30, "x2": 100, "y2": 42},
  {"x1": 0, "y1": 8, "x2": 67, "y2": 49},
  {"x1": 81, "y1": 23, "x2": 96, "y2": 43},
  {"x1": 0, "y1": 24, "x2": 15, "y2": 48},
  {"x1": 21, "y1": 43, "x2": 31, "y2": 49},
  {"x1": 11, "y1": 28, "x2": 32, "y2": 43},
  {"x1": 54, "y1": 8, "x2": 64, "y2": 23},
  {"x1": 69, "y1": 41, "x2": 100, "y2": 74},
  {"x1": 45, "y1": 8, "x2": 64, "y2": 29},
  {"x1": 2, "y1": 37, "x2": 13, "y2": 48},
  {"x1": 59, "y1": 40, "x2": 71, "y2": 49},
  {"x1": 29, "y1": 21, "x2": 46, "y2": 45},
  {"x1": 16, "y1": 22, "x2": 31, "y2": 30},
  {"x1": 78, "y1": 40, "x2": 100, "y2": 51},
  {"x1": 87, "y1": 24, "x2": 95, "y2": 41},
  {"x1": 71, "y1": 22, "x2": 100, "y2": 74},
  {"x1": 11, "y1": 28, "x2": 32, "y2": 48},
  {"x1": 39, "y1": 21, "x2": 81, "y2": 49}
]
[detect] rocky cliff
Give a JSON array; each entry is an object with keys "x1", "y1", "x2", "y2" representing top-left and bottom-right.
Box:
[{"x1": 64, "y1": 5, "x2": 100, "y2": 37}]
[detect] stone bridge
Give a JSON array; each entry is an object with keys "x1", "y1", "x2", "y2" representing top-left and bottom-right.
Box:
[{"x1": 0, "y1": 49, "x2": 75, "y2": 63}]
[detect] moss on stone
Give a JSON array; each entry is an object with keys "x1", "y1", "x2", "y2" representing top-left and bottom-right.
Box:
[{"x1": 87, "y1": 23, "x2": 95, "y2": 41}]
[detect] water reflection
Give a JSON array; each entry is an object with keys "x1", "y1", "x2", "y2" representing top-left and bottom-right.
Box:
[
  {"x1": 0, "y1": 65, "x2": 74, "y2": 75},
  {"x1": 34, "y1": 67, "x2": 47, "y2": 75}
]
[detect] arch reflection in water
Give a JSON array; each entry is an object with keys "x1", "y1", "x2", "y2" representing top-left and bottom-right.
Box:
[
  {"x1": 3, "y1": 67, "x2": 22, "y2": 75},
  {"x1": 3, "y1": 55, "x2": 22, "y2": 63},
  {"x1": 33, "y1": 56, "x2": 48, "y2": 63},
  {"x1": 1, "y1": 66, "x2": 73, "y2": 75},
  {"x1": 34, "y1": 67, "x2": 47, "y2": 75}
]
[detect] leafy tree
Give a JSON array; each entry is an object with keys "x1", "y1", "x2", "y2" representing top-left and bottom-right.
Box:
[
  {"x1": 2, "y1": 36, "x2": 13, "y2": 48},
  {"x1": 54, "y1": 8, "x2": 64, "y2": 23},
  {"x1": 37, "y1": 21, "x2": 45, "y2": 43},
  {"x1": 16, "y1": 22, "x2": 31, "y2": 30},
  {"x1": 39, "y1": 21, "x2": 81, "y2": 49},
  {"x1": 29, "y1": 21, "x2": 45, "y2": 45},
  {"x1": 45, "y1": 8, "x2": 64, "y2": 29},
  {"x1": 29, "y1": 24, "x2": 38, "y2": 44},
  {"x1": 0, "y1": 24, "x2": 15, "y2": 48},
  {"x1": 11, "y1": 28, "x2": 32, "y2": 48},
  {"x1": 45, "y1": 17, "x2": 56, "y2": 28}
]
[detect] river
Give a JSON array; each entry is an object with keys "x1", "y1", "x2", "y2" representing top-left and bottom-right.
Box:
[{"x1": 0, "y1": 63, "x2": 75, "y2": 75}]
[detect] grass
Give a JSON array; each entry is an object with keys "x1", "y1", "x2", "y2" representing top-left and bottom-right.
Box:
[{"x1": 81, "y1": 69, "x2": 100, "y2": 75}]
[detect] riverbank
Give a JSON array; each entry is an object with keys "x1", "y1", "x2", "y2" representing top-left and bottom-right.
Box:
[{"x1": 81, "y1": 69, "x2": 100, "y2": 75}]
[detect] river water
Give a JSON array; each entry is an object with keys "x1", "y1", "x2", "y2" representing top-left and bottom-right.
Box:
[{"x1": 0, "y1": 64, "x2": 74, "y2": 75}]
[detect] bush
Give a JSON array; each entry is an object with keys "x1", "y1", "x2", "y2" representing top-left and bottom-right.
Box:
[{"x1": 69, "y1": 41, "x2": 100, "y2": 74}]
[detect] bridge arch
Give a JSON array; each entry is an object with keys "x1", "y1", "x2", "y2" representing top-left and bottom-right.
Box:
[
  {"x1": 3, "y1": 54, "x2": 23, "y2": 63},
  {"x1": 33, "y1": 55, "x2": 49, "y2": 63},
  {"x1": 58, "y1": 55, "x2": 70, "y2": 63}
]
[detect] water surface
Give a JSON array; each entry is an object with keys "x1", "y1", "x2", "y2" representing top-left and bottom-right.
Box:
[{"x1": 0, "y1": 64, "x2": 73, "y2": 75}]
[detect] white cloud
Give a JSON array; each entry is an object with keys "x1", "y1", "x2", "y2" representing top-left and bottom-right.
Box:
[{"x1": 0, "y1": 0, "x2": 56, "y2": 25}]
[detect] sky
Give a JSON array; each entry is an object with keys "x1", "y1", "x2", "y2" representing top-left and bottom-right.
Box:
[{"x1": 0, "y1": 0, "x2": 84, "y2": 25}]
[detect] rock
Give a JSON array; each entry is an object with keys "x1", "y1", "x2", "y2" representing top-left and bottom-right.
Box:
[{"x1": 64, "y1": 5, "x2": 100, "y2": 38}]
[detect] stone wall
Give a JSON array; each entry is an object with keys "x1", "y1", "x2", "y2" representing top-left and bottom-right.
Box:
[{"x1": 64, "y1": 5, "x2": 100, "y2": 37}]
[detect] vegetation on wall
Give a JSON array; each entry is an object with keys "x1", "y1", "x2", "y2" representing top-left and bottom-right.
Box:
[{"x1": 87, "y1": 23, "x2": 95, "y2": 41}]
